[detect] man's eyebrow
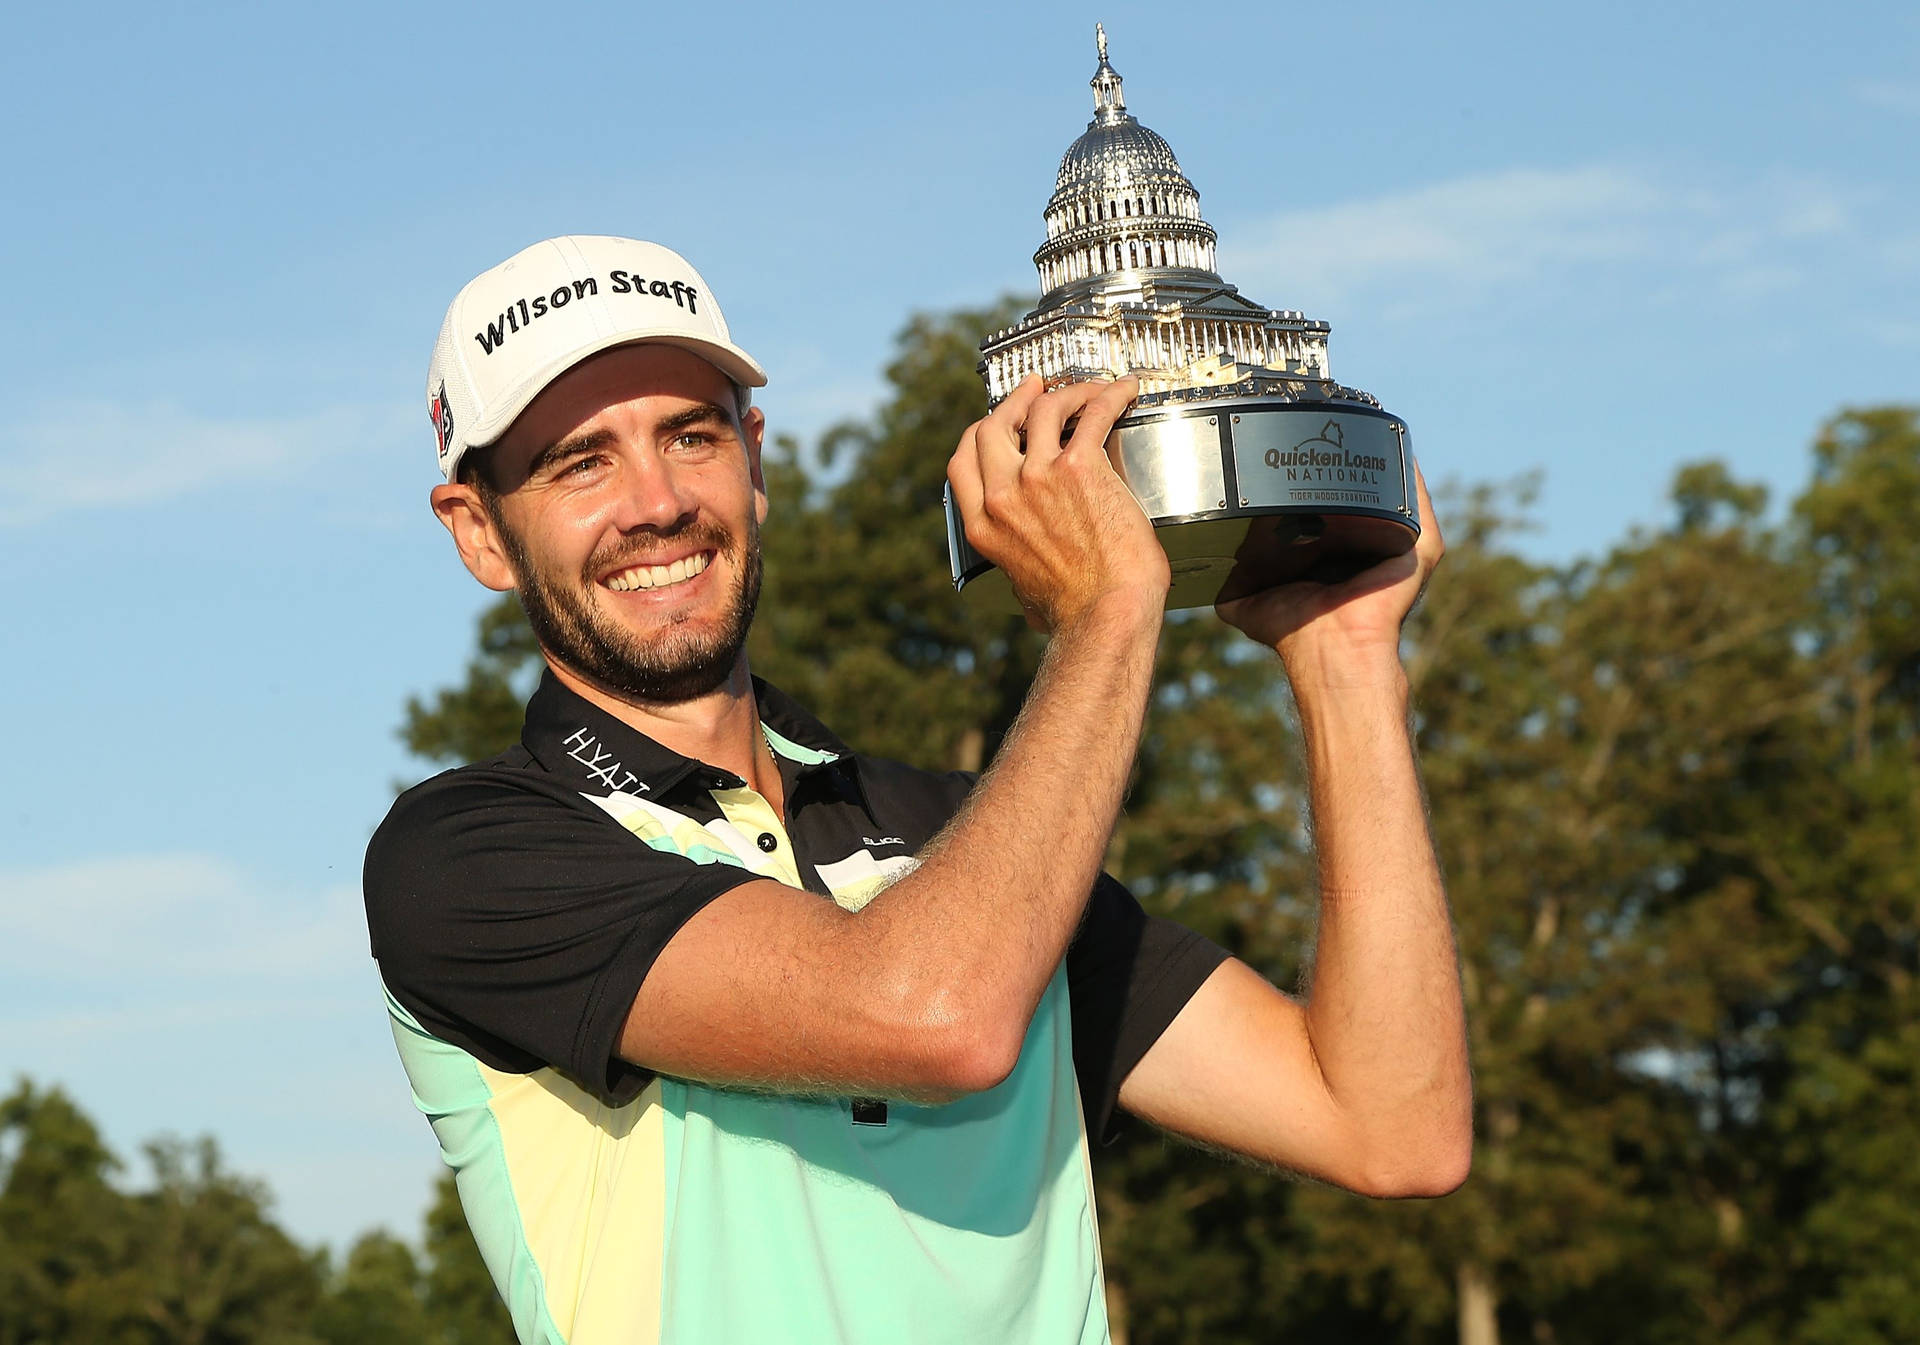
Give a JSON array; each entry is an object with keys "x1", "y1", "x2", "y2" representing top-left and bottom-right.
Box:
[
  {"x1": 656, "y1": 402, "x2": 735, "y2": 436},
  {"x1": 527, "y1": 427, "x2": 617, "y2": 478},
  {"x1": 525, "y1": 403, "x2": 734, "y2": 478}
]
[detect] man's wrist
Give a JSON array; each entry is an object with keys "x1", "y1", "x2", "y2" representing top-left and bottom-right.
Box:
[
  {"x1": 1290, "y1": 667, "x2": 1414, "y2": 783},
  {"x1": 1054, "y1": 585, "x2": 1166, "y2": 644},
  {"x1": 1279, "y1": 634, "x2": 1408, "y2": 699}
]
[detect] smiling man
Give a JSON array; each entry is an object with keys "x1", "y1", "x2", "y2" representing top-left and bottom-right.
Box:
[{"x1": 365, "y1": 235, "x2": 1471, "y2": 1345}]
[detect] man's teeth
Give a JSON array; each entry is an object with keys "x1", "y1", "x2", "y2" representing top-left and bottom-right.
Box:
[{"x1": 605, "y1": 552, "x2": 711, "y2": 592}]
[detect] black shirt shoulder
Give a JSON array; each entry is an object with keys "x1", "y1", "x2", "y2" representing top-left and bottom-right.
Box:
[
  {"x1": 364, "y1": 751, "x2": 760, "y2": 1104},
  {"x1": 1068, "y1": 874, "x2": 1228, "y2": 1143}
]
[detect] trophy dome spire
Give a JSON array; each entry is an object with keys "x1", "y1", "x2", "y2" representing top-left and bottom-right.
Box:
[
  {"x1": 1036, "y1": 25, "x2": 1219, "y2": 299},
  {"x1": 1091, "y1": 22, "x2": 1126, "y2": 124}
]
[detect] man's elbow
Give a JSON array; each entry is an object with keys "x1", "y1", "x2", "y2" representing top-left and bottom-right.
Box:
[
  {"x1": 925, "y1": 1030, "x2": 1021, "y2": 1099},
  {"x1": 1351, "y1": 1132, "x2": 1474, "y2": 1199},
  {"x1": 875, "y1": 980, "x2": 1025, "y2": 1103}
]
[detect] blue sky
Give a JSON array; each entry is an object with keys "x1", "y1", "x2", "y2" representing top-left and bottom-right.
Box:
[{"x1": 2, "y1": 0, "x2": 1915, "y2": 1251}]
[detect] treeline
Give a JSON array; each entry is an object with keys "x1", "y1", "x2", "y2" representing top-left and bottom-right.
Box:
[{"x1": 0, "y1": 1082, "x2": 513, "y2": 1343}]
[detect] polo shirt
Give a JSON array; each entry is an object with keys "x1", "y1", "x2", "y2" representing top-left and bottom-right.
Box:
[{"x1": 364, "y1": 669, "x2": 1226, "y2": 1345}]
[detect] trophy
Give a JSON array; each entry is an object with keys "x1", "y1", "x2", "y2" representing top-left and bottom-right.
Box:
[{"x1": 947, "y1": 25, "x2": 1419, "y2": 612}]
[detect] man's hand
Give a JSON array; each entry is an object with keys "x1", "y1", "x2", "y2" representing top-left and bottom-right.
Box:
[
  {"x1": 1215, "y1": 465, "x2": 1443, "y2": 689},
  {"x1": 948, "y1": 375, "x2": 1169, "y2": 631}
]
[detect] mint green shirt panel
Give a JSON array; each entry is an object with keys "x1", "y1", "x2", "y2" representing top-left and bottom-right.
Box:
[
  {"x1": 656, "y1": 971, "x2": 1108, "y2": 1345},
  {"x1": 759, "y1": 722, "x2": 838, "y2": 766},
  {"x1": 386, "y1": 996, "x2": 571, "y2": 1345}
]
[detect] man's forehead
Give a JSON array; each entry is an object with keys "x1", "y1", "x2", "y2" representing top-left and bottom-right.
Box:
[{"x1": 504, "y1": 344, "x2": 739, "y2": 451}]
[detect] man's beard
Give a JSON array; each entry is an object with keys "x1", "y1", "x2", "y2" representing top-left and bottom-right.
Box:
[{"x1": 499, "y1": 514, "x2": 763, "y2": 706}]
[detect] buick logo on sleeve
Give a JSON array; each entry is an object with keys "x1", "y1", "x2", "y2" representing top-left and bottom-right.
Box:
[{"x1": 429, "y1": 381, "x2": 455, "y2": 462}]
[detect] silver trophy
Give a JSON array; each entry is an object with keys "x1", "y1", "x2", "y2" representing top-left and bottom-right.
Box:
[{"x1": 947, "y1": 25, "x2": 1419, "y2": 612}]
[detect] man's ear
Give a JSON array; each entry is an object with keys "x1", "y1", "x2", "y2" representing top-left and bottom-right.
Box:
[
  {"x1": 742, "y1": 405, "x2": 770, "y2": 527},
  {"x1": 430, "y1": 483, "x2": 518, "y2": 592}
]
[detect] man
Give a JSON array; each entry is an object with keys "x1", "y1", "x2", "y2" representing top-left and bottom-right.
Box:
[{"x1": 366, "y1": 234, "x2": 1470, "y2": 1345}]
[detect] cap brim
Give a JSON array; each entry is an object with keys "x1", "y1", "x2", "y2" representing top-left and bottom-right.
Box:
[{"x1": 465, "y1": 329, "x2": 769, "y2": 451}]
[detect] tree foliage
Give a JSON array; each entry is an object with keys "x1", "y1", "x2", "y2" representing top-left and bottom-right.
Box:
[
  {"x1": 0, "y1": 1082, "x2": 512, "y2": 1344},
  {"x1": 0, "y1": 1081, "x2": 321, "y2": 1344}
]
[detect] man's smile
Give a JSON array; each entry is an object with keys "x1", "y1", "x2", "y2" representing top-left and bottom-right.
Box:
[{"x1": 600, "y1": 548, "x2": 716, "y2": 593}]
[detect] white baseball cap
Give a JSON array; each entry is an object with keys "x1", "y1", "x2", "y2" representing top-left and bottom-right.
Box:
[{"x1": 425, "y1": 235, "x2": 768, "y2": 482}]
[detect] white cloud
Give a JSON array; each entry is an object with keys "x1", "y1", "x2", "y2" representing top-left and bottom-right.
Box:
[
  {"x1": 0, "y1": 852, "x2": 365, "y2": 982},
  {"x1": 1221, "y1": 165, "x2": 1675, "y2": 311},
  {"x1": 1868, "y1": 319, "x2": 1920, "y2": 348},
  {"x1": 1220, "y1": 164, "x2": 1870, "y2": 319},
  {"x1": 1774, "y1": 190, "x2": 1852, "y2": 240},
  {"x1": 0, "y1": 852, "x2": 421, "y2": 1249},
  {"x1": 1856, "y1": 79, "x2": 1920, "y2": 115},
  {"x1": 0, "y1": 402, "x2": 372, "y2": 527},
  {"x1": 1885, "y1": 233, "x2": 1920, "y2": 274}
]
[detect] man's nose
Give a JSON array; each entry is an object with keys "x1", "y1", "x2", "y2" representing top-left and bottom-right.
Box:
[{"x1": 610, "y1": 448, "x2": 696, "y2": 532}]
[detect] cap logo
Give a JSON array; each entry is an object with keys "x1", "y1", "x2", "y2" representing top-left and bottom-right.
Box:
[
  {"x1": 471, "y1": 270, "x2": 701, "y2": 356},
  {"x1": 429, "y1": 381, "x2": 455, "y2": 462}
]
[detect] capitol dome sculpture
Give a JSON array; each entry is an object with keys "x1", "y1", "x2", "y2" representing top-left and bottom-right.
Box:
[
  {"x1": 980, "y1": 24, "x2": 1368, "y2": 409},
  {"x1": 952, "y1": 25, "x2": 1419, "y2": 613}
]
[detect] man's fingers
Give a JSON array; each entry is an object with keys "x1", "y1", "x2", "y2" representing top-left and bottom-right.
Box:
[
  {"x1": 970, "y1": 375, "x2": 1047, "y2": 495},
  {"x1": 981, "y1": 373, "x2": 1045, "y2": 444},
  {"x1": 947, "y1": 421, "x2": 985, "y2": 521},
  {"x1": 1064, "y1": 377, "x2": 1140, "y2": 459},
  {"x1": 1410, "y1": 464, "x2": 1444, "y2": 570},
  {"x1": 956, "y1": 373, "x2": 1145, "y2": 539},
  {"x1": 1024, "y1": 379, "x2": 1117, "y2": 462}
]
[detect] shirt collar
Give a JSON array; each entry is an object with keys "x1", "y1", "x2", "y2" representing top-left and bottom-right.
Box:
[{"x1": 521, "y1": 667, "x2": 854, "y2": 800}]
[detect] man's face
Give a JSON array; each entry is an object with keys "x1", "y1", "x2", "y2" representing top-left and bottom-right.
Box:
[{"x1": 451, "y1": 345, "x2": 769, "y2": 706}]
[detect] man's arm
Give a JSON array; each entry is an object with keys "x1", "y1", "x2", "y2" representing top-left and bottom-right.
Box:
[
  {"x1": 1115, "y1": 470, "x2": 1473, "y2": 1197},
  {"x1": 619, "y1": 376, "x2": 1173, "y2": 1102}
]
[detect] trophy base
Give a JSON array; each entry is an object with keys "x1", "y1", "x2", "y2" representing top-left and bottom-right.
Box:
[{"x1": 947, "y1": 396, "x2": 1418, "y2": 614}]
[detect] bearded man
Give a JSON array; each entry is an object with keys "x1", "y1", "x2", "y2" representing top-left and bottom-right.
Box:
[{"x1": 364, "y1": 235, "x2": 1471, "y2": 1345}]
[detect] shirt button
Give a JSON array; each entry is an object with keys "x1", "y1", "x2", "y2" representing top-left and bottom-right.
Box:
[{"x1": 757, "y1": 832, "x2": 779, "y2": 853}]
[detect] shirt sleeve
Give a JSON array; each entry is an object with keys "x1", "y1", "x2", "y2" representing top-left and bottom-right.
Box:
[
  {"x1": 1066, "y1": 874, "x2": 1230, "y2": 1144},
  {"x1": 363, "y1": 769, "x2": 762, "y2": 1104}
]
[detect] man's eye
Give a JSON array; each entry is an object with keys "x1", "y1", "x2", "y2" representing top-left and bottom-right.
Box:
[
  {"x1": 673, "y1": 432, "x2": 713, "y2": 449},
  {"x1": 562, "y1": 455, "x2": 605, "y2": 476}
]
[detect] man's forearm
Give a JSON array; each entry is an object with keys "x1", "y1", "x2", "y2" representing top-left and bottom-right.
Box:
[
  {"x1": 858, "y1": 591, "x2": 1163, "y2": 1082},
  {"x1": 1295, "y1": 665, "x2": 1472, "y2": 1178}
]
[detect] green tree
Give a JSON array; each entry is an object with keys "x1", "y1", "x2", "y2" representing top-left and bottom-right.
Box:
[
  {"x1": 0, "y1": 1082, "x2": 325, "y2": 1345},
  {"x1": 403, "y1": 598, "x2": 542, "y2": 769},
  {"x1": 310, "y1": 1175, "x2": 515, "y2": 1345},
  {"x1": 0, "y1": 1080, "x2": 139, "y2": 1343},
  {"x1": 312, "y1": 1232, "x2": 430, "y2": 1345},
  {"x1": 129, "y1": 1136, "x2": 324, "y2": 1343},
  {"x1": 1772, "y1": 406, "x2": 1920, "y2": 1344},
  {"x1": 0, "y1": 1080, "x2": 522, "y2": 1344},
  {"x1": 420, "y1": 1171, "x2": 515, "y2": 1344}
]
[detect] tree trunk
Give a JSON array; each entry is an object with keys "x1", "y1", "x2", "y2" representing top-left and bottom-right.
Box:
[
  {"x1": 954, "y1": 726, "x2": 984, "y2": 774},
  {"x1": 1458, "y1": 1261, "x2": 1499, "y2": 1345},
  {"x1": 1104, "y1": 1277, "x2": 1129, "y2": 1345}
]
